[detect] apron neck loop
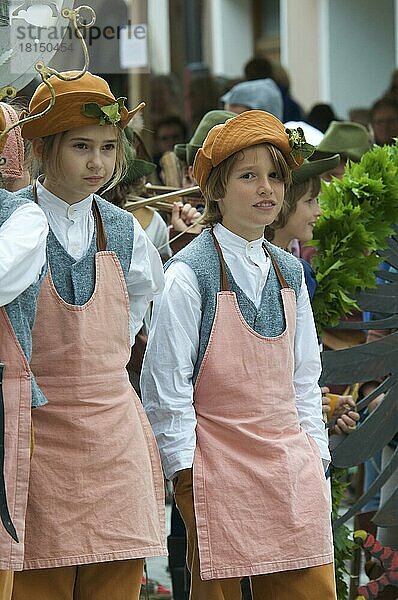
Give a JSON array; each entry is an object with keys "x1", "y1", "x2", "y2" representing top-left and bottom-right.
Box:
[
  {"x1": 32, "y1": 180, "x2": 107, "y2": 252},
  {"x1": 210, "y1": 229, "x2": 229, "y2": 291},
  {"x1": 92, "y1": 199, "x2": 108, "y2": 252},
  {"x1": 263, "y1": 242, "x2": 289, "y2": 289}
]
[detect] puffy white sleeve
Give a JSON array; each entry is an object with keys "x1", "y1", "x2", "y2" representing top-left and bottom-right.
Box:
[
  {"x1": 125, "y1": 217, "x2": 165, "y2": 344},
  {"x1": 140, "y1": 260, "x2": 201, "y2": 479},
  {"x1": 0, "y1": 203, "x2": 48, "y2": 306}
]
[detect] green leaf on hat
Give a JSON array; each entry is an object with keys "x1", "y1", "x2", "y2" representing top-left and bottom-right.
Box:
[
  {"x1": 81, "y1": 102, "x2": 102, "y2": 119},
  {"x1": 81, "y1": 97, "x2": 127, "y2": 126},
  {"x1": 286, "y1": 126, "x2": 315, "y2": 163}
]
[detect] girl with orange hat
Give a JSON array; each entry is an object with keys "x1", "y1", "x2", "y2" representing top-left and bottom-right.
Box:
[
  {"x1": 0, "y1": 103, "x2": 48, "y2": 599},
  {"x1": 141, "y1": 110, "x2": 337, "y2": 599},
  {"x1": 10, "y1": 72, "x2": 166, "y2": 600}
]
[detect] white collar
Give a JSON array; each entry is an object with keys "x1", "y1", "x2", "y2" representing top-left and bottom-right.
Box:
[
  {"x1": 214, "y1": 223, "x2": 264, "y2": 254},
  {"x1": 36, "y1": 179, "x2": 93, "y2": 219}
]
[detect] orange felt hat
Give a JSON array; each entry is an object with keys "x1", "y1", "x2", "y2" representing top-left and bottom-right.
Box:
[
  {"x1": 22, "y1": 71, "x2": 145, "y2": 140},
  {"x1": 193, "y1": 109, "x2": 305, "y2": 190}
]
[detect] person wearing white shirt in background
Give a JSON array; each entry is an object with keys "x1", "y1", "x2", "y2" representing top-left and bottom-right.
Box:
[
  {"x1": 141, "y1": 110, "x2": 337, "y2": 600},
  {"x1": 11, "y1": 72, "x2": 166, "y2": 600},
  {"x1": 264, "y1": 155, "x2": 360, "y2": 436},
  {"x1": 0, "y1": 103, "x2": 48, "y2": 600}
]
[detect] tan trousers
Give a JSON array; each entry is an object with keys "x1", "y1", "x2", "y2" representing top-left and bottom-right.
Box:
[
  {"x1": 11, "y1": 559, "x2": 144, "y2": 600},
  {"x1": 174, "y1": 468, "x2": 337, "y2": 600},
  {"x1": 0, "y1": 571, "x2": 13, "y2": 600}
]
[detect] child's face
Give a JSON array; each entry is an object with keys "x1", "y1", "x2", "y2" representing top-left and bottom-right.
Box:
[
  {"x1": 283, "y1": 189, "x2": 322, "y2": 244},
  {"x1": 217, "y1": 145, "x2": 285, "y2": 240},
  {"x1": 40, "y1": 124, "x2": 118, "y2": 204}
]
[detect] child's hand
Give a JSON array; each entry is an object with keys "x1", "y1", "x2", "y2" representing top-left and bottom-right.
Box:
[
  {"x1": 333, "y1": 396, "x2": 360, "y2": 435},
  {"x1": 321, "y1": 386, "x2": 331, "y2": 418},
  {"x1": 171, "y1": 202, "x2": 203, "y2": 234},
  {"x1": 325, "y1": 394, "x2": 360, "y2": 435}
]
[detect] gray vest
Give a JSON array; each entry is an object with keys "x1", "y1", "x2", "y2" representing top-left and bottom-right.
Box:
[
  {"x1": 15, "y1": 188, "x2": 135, "y2": 305},
  {"x1": 166, "y1": 229, "x2": 302, "y2": 381},
  {"x1": 0, "y1": 189, "x2": 47, "y2": 407}
]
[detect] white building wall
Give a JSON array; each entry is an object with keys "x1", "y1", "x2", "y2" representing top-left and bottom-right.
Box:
[
  {"x1": 281, "y1": 0, "x2": 396, "y2": 117},
  {"x1": 147, "y1": 0, "x2": 170, "y2": 73},
  {"x1": 205, "y1": 0, "x2": 253, "y2": 78},
  {"x1": 328, "y1": 0, "x2": 395, "y2": 118},
  {"x1": 280, "y1": 0, "x2": 323, "y2": 112}
]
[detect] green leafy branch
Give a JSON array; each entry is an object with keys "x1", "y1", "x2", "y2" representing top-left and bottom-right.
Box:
[
  {"x1": 309, "y1": 140, "x2": 398, "y2": 333},
  {"x1": 331, "y1": 466, "x2": 360, "y2": 600}
]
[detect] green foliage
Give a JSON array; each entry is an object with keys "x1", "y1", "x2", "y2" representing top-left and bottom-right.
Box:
[
  {"x1": 81, "y1": 97, "x2": 126, "y2": 126},
  {"x1": 331, "y1": 466, "x2": 360, "y2": 600},
  {"x1": 310, "y1": 141, "x2": 398, "y2": 333}
]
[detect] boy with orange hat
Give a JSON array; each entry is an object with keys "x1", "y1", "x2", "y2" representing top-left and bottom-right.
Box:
[
  {"x1": 0, "y1": 104, "x2": 48, "y2": 599},
  {"x1": 141, "y1": 110, "x2": 336, "y2": 599},
  {"x1": 10, "y1": 72, "x2": 166, "y2": 600}
]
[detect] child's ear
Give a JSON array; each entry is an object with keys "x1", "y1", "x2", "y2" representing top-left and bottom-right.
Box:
[{"x1": 31, "y1": 138, "x2": 44, "y2": 160}]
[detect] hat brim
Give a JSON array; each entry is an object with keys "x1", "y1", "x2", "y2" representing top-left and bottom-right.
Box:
[
  {"x1": 174, "y1": 143, "x2": 186, "y2": 161},
  {"x1": 292, "y1": 154, "x2": 340, "y2": 184},
  {"x1": 186, "y1": 143, "x2": 202, "y2": 166},
  {"x1": 22, "y1": 91, "x2": 144, "y2": 139}
]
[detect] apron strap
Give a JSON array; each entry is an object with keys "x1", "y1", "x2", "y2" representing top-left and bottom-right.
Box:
[
  {"x1": 92, "y1": 199, "x2": 108, "y2": 252},
  {"x1": 32, "y1": 181, "x2": 107, "y2": 252},
  {"x1": 263, "y1": 242, "x2": 290, "y2": 289},
  {"x1": 210, "y1": 229, "x2": 229, "y2": 291},
  {"x1": 210, "y1": 228, "x2": 290, "y2": 292}
]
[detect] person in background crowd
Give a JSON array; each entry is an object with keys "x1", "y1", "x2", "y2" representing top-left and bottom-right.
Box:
[
  {"x1": 243, "y1": 56, "x2": 273, "y2": 81},
  {"x1": 306, "y1": 103, "x2": 338, "y2": 134},
  {"x1": 153, "y1": 116, "x2": 188, "y2": 182},
  {"x1": 264, "y1": 155, "x2": 360, "y2": 435},
  {"x1": 348, "y1": 107, "x2": 371, "y2": 129},
  {"x1": 309, "y1": 120, "x2": 372, "y2": 182},
  {"x1": 383, "y1": 68, "x2": 398, "y2": 103},
  {"x1": 150, "y1": 74, "x2": 183, "y2": 129},
  {"x1": 220, "y1": 78, "x2": 283, "y2": 120},
  {"x1": 370, "y1": 97, "x2": 398, "y2": 146},
  {"x1": 272, "y1": 63, "x2": 304, "y2": 122},
  {"x1": 174, "y1": 109, "x2": 236, "y2": 190},
  {"x1": 154, "y1": 116, "x2": 188, "y2": 157}
]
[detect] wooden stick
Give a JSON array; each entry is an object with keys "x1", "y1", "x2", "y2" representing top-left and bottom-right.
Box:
[{"x1": 124, "y1": 186, "x2": 201, "y2": 211}]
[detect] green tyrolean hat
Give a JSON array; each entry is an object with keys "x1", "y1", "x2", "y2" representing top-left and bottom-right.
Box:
[{"x1": 174, "y1": 110, "x2": 235, "y2": 166}]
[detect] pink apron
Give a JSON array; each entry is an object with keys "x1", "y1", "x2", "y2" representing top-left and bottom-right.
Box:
[
  {"x1": 23, "y1": 205, "x2": 166, "y2": 569},
  {"x1": 0, "y1": 309, "x2": 31, "y2": 571},
  {"x1": 192, "y1": 235, "x2": 333, "y2": 580}
]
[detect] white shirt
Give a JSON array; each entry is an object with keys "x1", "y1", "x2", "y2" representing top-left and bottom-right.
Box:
[
  {"x1": 141, "y1": 223, "x2": 329, "y2": 479},
  {"x1": 36, "y1": 180, "x2": 164, "y2": 344},
  {"x1": 0, "y1": 202, "x2": 48, "y2": 306},
  {"x1": 145, "y1": 210, "x2": 172, "y2": 261}
]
